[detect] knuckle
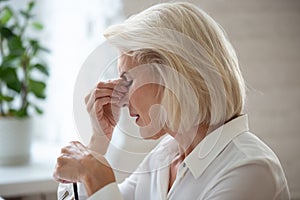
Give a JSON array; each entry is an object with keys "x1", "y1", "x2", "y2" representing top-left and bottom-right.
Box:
[
  {"x1": 86, "y1": 153, "x2": 93, "y2": 159},
  {"x1": 97, "y1": 81, "x2": 106, "y2": 87},
  {"x1": 56, "y1": 156, "x2": 65, "y2": 165},
  {"x1": 60, "y1": 147, "x2": 67, "y2": 153},
  {"x1": 85, "y1": 92, "x2": 91, "y2": 102},
  {"x1": 70, "y1": 141, "x2": 78, "y2": 145},
  {"x1": 84, "y1": 95, "x2": 89, "y2": 103}
]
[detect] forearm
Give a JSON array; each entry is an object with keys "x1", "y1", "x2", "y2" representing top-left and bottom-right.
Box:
[
  {"x1": 83, "y1": 173, "x2": 116, "y2": 196},
  {"x1": 81, "y1": 151, "x2": 116, "y2": 196},
  {"x1": 88, "y1": 128, "x2": 113, "y2": 154}
]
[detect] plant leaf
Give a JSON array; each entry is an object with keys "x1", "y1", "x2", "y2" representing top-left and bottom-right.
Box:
[
  {"x1": 6, "y1": 109, "x2": 28, "y2": 118},
  {"x1": 0, "y1": 67, "x2": 22, "y2": 92},
  {"x1": 29, "y1": 79, "x2": 46, "y2": 99},
  {"x1": 1, "y1": 55, "x2": 19, "y2": 68},
  {"x1": 0, "y1": 6, "x2": 13, "y2": 25},
  {"x1": 32, "y1": 22, "x2": 43, "y2": 30},
  {"x1": 32, "y1": 63, "x2": 49, "y2": 76},
  {"x1": 39, "y1": 46, "x2": 51, "y2": 53},
  {"x1": 15, "y1": 108, "x2": 27, "y2": 118},
  {"x1": 28, "y1": 1, "x2": 35, "y2": 12},
  {"x1": 8, "y1": 35, "x2": 24, "y2": 56},
  {"x1": 29, "y1": 39, "x2": 39, "y2": 55},
  {"x1": 0, "y1": 94, "x2": 14, "y2": 102},
  {"x1": 34, "y1": 105, "x2": 43, "y2": 114},
  {"x1": 20, "y1": 10, "x2": 33, "y2": 19},
  {"x1": 0, "y1": 26, "x2": 14, "y2": 38}
]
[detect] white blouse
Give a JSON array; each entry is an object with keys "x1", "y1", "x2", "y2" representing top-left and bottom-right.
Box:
[{"x1": 58, "y1": 115, "x2": 290, "y2": 200}]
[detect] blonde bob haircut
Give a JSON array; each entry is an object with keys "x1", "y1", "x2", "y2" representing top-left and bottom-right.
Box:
[{"x1": 103, "y1": 2, "x2": 246, "y2": 133}]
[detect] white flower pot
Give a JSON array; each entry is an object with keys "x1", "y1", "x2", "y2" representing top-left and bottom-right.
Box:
[{"x1": 0, "y1": 118, "x2": 33, "y2": 166}]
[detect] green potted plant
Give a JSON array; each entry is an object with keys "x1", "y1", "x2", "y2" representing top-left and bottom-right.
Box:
[{"x1": 0, "y1": 0, "x2": 49, "y2": 165}]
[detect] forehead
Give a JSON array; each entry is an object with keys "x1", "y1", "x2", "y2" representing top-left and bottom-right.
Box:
[{"x1": 117, "y1": 54, "x2": 139, "y2": 75}]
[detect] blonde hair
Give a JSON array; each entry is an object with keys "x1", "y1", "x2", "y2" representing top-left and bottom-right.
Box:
[{"x1": 103, "y1": 2, "x2": 246, "y2": 133}]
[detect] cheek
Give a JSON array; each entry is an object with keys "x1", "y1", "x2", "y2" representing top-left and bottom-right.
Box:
[
  {"x1": 129, "y1": 86, "x2": 151, "y2": 114},
  {"x1": 129, "y1": 85, "x2": 156, "y2": 109}
]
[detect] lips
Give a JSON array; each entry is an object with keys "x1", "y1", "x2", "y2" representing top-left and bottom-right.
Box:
[{"x1": 130, "y1": 113, "x2": 140, "y2": 122}]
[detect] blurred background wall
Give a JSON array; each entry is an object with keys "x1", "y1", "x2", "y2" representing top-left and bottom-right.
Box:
[{"x1": 123, "y1": 0, "x2": 300, "y2": 198}]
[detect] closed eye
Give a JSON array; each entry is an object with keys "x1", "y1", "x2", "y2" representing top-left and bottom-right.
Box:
[{"x1": 120, "y1": 72, "x2": 133, "y2": 86}]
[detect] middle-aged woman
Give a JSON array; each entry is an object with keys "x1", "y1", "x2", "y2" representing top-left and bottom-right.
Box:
[{"x1": 54, "y1": 2, "x2": 290, "y2": 200}]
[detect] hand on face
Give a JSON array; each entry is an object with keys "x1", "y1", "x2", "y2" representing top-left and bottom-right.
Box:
[{"x1": 85, "y1": 78, "x2": 131, "y2": 138}]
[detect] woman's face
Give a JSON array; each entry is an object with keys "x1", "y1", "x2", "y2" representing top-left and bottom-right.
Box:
[{"x1": 117, "y1": 55, "x2": 167, "y2": 139}]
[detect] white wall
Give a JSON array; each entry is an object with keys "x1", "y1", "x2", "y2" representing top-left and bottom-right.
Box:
[{"x1": 122, "y1": 0, "x2": 300, "y2": 198}]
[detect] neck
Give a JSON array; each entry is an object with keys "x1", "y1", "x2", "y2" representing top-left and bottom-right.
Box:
[{"x1": 167, "y1": 124, "x2": 220, "y2": 159}]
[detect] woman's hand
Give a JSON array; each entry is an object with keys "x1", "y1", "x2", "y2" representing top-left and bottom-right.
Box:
[
  {"x1": 85, "y1": 79, "x2": 129, "y2": 153},
  {"x1": 53, "y1": 141, "x2": 116, "y2": 196},
  {"x1": 85, "y1": 79, "x2": 127, "y2": 136}
]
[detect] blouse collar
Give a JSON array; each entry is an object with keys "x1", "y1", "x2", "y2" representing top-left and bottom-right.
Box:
[{"x1": 184, "y1": 115, "x2": 249, "y2": 179}]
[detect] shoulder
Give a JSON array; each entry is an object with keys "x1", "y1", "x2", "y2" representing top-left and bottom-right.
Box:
[
  {"x1": 201, "y1": 132, "x2": 290, "y2": 199},
  {"x1": 217, "y1": 132, "x2": 289, "y2": 198},
  {"x1": 231, "y1": 132, "x2": 281, "y2": 166}
]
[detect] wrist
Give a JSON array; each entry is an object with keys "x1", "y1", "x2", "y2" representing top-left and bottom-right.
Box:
[
  {"x1": 81, "y1": 156, "x2": 116, "y2": 196},
  {"x1": 88, "y1": 133, "x2": 112, "y2": 154}
]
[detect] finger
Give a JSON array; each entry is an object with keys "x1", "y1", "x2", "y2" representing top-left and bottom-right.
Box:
[
  {"x1": 85, "y1": 90, "x2": 92, "y2": 104},
  {"x1": 93, "y1": 97, "x2": 119, "y2": 109},
  {"x1": 54, "y1": 177, "x2": 73, "y2": 184},
  {"x1": 57, "y1": 145, "x2": 76, "y2": 156},
  {"x1": 87, "y1": 97, "x2": 110, "y2": 113},
  {"x1": 53, "y1": 171, "x2": 66, "y2": 183},
  {"x1": 70, "y1": 140, "x2": 83, "y2": 146},
  {"x1": 61, "y1": 147, "x2": 69, "y2": 154},
  {"x1": 97, "y1": 80, "x2": 120, "y2": 90},
  {"x1": 108, "y1": 103, "x2": 120, "y2": 116},
  {"x1": 86, "y1": 89, "x2": 96, "y2": 111},
  {"x1": 86, "y1": 88, "x2": 112, "y2": 112},
  {"x1": 53, "y1": 164, "x2": 78, "y2": 183},
  {"x1": 90, "y1": 97, "x2": 119, "y2": 113},
  {"x1": 70, "y1": 141, "x2": 87, "y2": 152},
  {"x1": 87, "y1": 88, "x2": 125, "y2": 112},
  {"x1": 118, "y1": 94, "x2": 129, "y2": 107},
  {"x1": 94, "y1": 88, "x2": 125, "y2": 100},
  {"x1": 60, "y1": 142, "x2": 86, "y2": 159},
  {"x1": 97, "y1": 81, "x2": 129, "y2": 93},
  {"x1": 86, "y1": 79, "x2": 128, "y2": 112},
  {"x1": 97, "y1": 78, "x2": 124, "y2": 85}
]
